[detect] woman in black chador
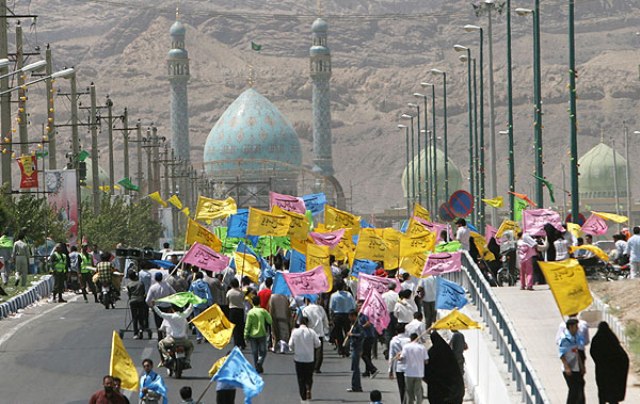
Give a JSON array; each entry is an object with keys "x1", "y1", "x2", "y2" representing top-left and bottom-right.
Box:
[
  {"x1": 424, "y1": 331, "x2": 465, "y2": 404},
  {"x1": 590, "y1": 321, "x2": 629, "y2": 404}
]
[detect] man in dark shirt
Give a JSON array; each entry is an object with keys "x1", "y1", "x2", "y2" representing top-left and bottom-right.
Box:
[
  {"x1": 127, "y1": 271, "x2": 148, "y2": 339},
  {"x1": 346, "y1": 310, "x2": 364, "y2": 392},
  {"x1": 89, "y1": 375, "x2": 127, "y2": 404}
]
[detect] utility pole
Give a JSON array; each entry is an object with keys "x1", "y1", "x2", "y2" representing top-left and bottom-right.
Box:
[
  {"x1": 122, "y1": 108, "x2": 130, "y2": 196},
  {"x1": 90, "y1": 83, "x2": 99, "y2": 214},
  {"x1": 106, "y1": 96, "x2": 114, "y2": 195},
  {"x1": 136, "y1": 120, "x2": 143, "y2": 201},
  {"x1": 16, "y1": 22, "x2": 28, "y2": 156},
  {"x1": 45, "y1": 45, "x2": 56, "y2": 169},
  {"x1": 0, "y1": 0, "x2": 10, "y2": 189}
]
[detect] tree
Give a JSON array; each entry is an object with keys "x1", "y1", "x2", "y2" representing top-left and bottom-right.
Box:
[{"x1": 81, "y1": 195, "x2": 164, "y2": 250}]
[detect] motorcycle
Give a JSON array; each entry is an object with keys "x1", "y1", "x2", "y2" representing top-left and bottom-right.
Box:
[
  {"x1": 99, "y1": 283, "x2": 118, "y2": 309},
  {"x1": 497, "y1": 248, "x2": 518, "y2": 287},
  {"x1": 162, "y1": 340, "x2": 190, "y2": 379}
]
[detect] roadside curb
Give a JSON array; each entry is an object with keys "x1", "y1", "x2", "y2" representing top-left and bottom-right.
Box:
[{"x1": 0, "y1": 275, "x2": 54, "y2": 320}]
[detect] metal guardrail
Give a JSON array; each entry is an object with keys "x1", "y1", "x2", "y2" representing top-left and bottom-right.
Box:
[
  {"x1": 589, "y1": 293, "x2": 628, "y2": 347},
  {"x1": 444, "y1": 252, "x2": 550, "y2": 404}
]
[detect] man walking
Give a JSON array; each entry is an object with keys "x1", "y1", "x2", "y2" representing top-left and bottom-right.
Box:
[
  {"x1": 419, "y1": 275, "x2": 437, "y2": 327},
  {"x1": 624, "y1": 226, "x2": 640, "y2": 278},
  {"x1": 145, "y1": 272, "x2": 176, "y2": 340},
  {"x1": 48, "y1": 242, "x2": 68, "y2": 303},
  {"x1": 289, "y1": 316, "x2": 321, "y2": 402},
  {"x1": 226, "y1": 278, "x2": 246, "y2": 349},
  {"x1": 399, "y1": 333, "x2": 429, "y2": 404},
  {"x1": 329, "y1": 282, "x2": 356, "y2": 357},
  {"x1": 188, "y1": 271, "x2": 213, "y2": 344},
  {"x1": 559, "y1": 318, "x2": 586, "y2": 404},
  {"x1": 346, "y1": 310, "x2": 364, "y2": 393},
  {"x1": 11, "y1": 232, "x2": 30, "y2": 287},
  {"x1": 301, "y1": 296, "x2": 329, "y2": 373},
  {"x1": 244, "y1": 295, "x2": 272, "y2": 373},
  {"x1": 79, "y1": 244, "x2": 98, "y2": 302}
]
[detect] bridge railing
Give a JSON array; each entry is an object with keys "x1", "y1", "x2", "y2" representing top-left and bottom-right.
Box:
[{"x1": 444, "y1": 252, "x2": 550, "y2": 404}]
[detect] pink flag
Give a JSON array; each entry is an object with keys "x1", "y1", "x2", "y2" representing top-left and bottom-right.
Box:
[
  {"x1": 581, "y1": 213, "x2": 608, "y2": 236},
  {"x1": 283, "y1": 265, "x2": 329, "y2": 296},
  {"x1": 413, "y1": 216, "x2": 446, "y2": 241},
  {"x1": 269, "y1": 191, "x2": 306, "y2": 214},
  {"x1": 361, "y1": 288, "x2": 390, "y2": 334},
  {"x1": 357, "y1": 273, "x2": 401, "y2": 300},
  {"x1": 422, "y1": 251, "x2": 462, "y2": 276},
  {"x1": 522, "y1": 208, "x2": 564, "y2": 237},
  {"x1": 309, "y1": 228, "x2": 346, "y2": 249},
  {"x1": 485, "y1": 224, "x2": 498, "y2": 243},
  {"x1": 182, "y1": 242, "x2": 230, "y2": 273}
]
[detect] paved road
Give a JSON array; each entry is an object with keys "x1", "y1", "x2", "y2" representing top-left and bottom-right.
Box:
[
  {"x1": 0, "y1": 293, "x2": 402, "y2": 404},
  {"x1": 492, "y1": 285, "x2": 640, "y2": 403}
]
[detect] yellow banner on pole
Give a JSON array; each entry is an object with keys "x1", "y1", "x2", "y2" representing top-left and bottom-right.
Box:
[
  {"x1": 481, "y1": 196, "x2": 504, "y2": 208},
  {"x1": 247, "y1": 207, "x2": 291, "y2": 237},
  {"x1": 109, "y1": 331, "x2": 139, "y2": 391},
  {"x1": 495, "y1": 219, "x2": 521, "y2": 238},
  {"x1": 400, "y1": 253, "x2": 428, "y2": 278},
  {"x1": 539, "y1": 259, "x2": 593, "y2": 316},
  {"x1": 383, "y1": 228, "x2": 401, "y2": 269},
  {"x1": 593, "y1": 211, "x2": 628, "y2": 224},
  {"x1": 355, "y1": 228, "x2": 387, "y2": 262},
  {"x1": 305, "y1": 243, "x2": 333, "y2": 291},
  {"x1": 167, "y1": 194, "x2": 183, "y2": 210},
  {"x1": 185, "y1": 218, "x2": 222, "y2": 252},
  {"x1": 432, "y1": 309, "x2": 483, "y2": 330},
  {"x1": 413, "y1": 202, "x2": 431, "y2": 222},
  {"x1": 194, "y1": 196, "x2": 237, "y2": 221},
  {"x1": 272, "y1": 205, "x2": 309, "y2": 240},
  {"x1": 400, "y1": 231, "x2": 436, "y2": 257},
  {"x1": 233, "y1": 252, "x2": 261, "y2": 284},
  {"x1": 324, "y1": 205, "x2": 360, "y2": 236},
  {"x1": 148, "y1": 191, "x2": 168, "y2": 208},
  {"x1": 190, "y1": 304, "x2": 235, "y2": 349}
]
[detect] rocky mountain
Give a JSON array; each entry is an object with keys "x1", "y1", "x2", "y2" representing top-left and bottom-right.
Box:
[{"x1": 12, "y1": 0, "x2": 640, "y2": 214}]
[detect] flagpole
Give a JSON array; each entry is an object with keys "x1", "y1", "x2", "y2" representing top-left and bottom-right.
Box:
[{"x1": 195, "y1": 378, "x2": 215, "y2": 403}]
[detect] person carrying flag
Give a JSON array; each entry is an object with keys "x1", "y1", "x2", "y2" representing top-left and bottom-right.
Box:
[{"x1": 139, "y1": 358, "x2": 168, "y2": 404}]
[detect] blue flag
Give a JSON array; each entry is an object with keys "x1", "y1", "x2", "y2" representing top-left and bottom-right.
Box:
[
  {"x1": 400, "y1": 219, "x2": 409, "y2": 233},
  {"x1": 230, "y1": 242, "x2": 270, "y2": 272},
  {"x1": 351, "y1": 259, "x2": 377, "y2": 277},
  {"x1": 435, "y1": 277, "x2": 468, "y2": 310},
  {"x1": 227, "y1": 209, "x2": 249, "y2": 238},
  {"x1": 360, "y1": 218, "x2": 375, "y2": 229},
  {"x1": 272, "y1": 272, "x2": 291, "y2": 295},
  {"x1": 302, "y1": 193, "x2": 326, "y2": 216},
  {"x1": 213, "y1": 346, "x2": 264, "y2": 403},
  {"x1": 289, "y1": 250, "x2": 306, "y2": 273},
  {"x1": 139, "y1": 371, "x2": 168, "y2": 404},
  {"x1": 467, "y1": 222, "x2": 478, "y2": 232}
]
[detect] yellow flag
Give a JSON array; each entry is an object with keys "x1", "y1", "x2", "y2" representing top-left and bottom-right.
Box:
[
  {"x1": 566, "y1": 222, "x2": 582, "y2": 239},
  {"x1": 167, "y1": 194, "x2": 183, "y2": 210},
  {"x1": 470, "y1": 232, "x2": 495, "y2": 261},
  {"x1": 569, "y1": 245, "x2": 609, "y2": 262},
  {"x1": 413, "y1": 202, "x2": 431, "y2": 222},
  {"x1": 538, "y1": 259, "x2": 593, "y2": 316},
  {"x1": 190, "y1": 304, "x2": 235, "y2": 349},
  {"x1": 305, "y1": 244, "x2": 333, "y2": 291},
  {"x1": 481, "y1": 196, "x2": 504, "y2": 208},
  {"x1": 383, "y1": 228, "x2": 401, "y2": 269},
  {"x1": 272, "y1": 205, "x2": 309, "y2": 240},
  {"x1": 331, "y1": 237, "x2": 355, "y2": 264},
  {"x1": 355, "y1": 228, "x2": 387, "y2": 262},
  {"x1": 432, "y1": 309, "x2": 483, "y2": 330},
  {"x1": 195, "y1": 196, "x2": 237, "y2": 221},
  {"x1": 593, "y1": 211, "x2": 628, "y2": 224},
  {"x1": 400, "y1": 253, "x2": 428, "y2": 278},
  {"x1": 182, "y1": 207, "x2": 190, "y2": 217},
  {"x1": 406, "y1": 218, "x2": 430, "y2": 237},
  {"x1": 148, "y1": 191, "x2": 168, "y2": 208},
  {"x1": 185, "y1": 218, "x2": 222, "y2": 252},
  {"x1": 400, "y1": 231, "x2": 436, "y2": 257},
  {"x1": 208, "y1": 355, "x2": 228, "y2": 377},
  {"x1": 324, "y1": 205, "x2": 360, "y2": 236},
  {"x1": 495, "y1": 219, "x2": 521, "y2": 238},
  {"x1": 233, "y1": 252, "x2": 261, "y2": 284},
  {"x1": 109, "y1": 331, "x2": 139, "y2": 391},
  {"x1": 291, "y1": 235, "x2": 311, "y2": 254},
  {"x1": 247, "y1": 207, "x2": 292, "y2": 237}
]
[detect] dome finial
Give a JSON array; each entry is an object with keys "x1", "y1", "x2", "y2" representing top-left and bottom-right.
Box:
[
  {"x1": 247, "y1": 63, "x2": 255, "y2": 87},
  {"x1": 316, "y1": 0, "x2": 324, "y2": 16}
]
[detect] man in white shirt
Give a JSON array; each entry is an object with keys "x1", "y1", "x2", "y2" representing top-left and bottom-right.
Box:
[
  {"x1": 405, "y1": 312, "x2": 426, "y2": 343},
  {"x1": 301, "y1": 297, "x2": 329, "y2": 373},
  {"x1": 289, "y1": 316, "x2": 321, "y2": 403},
  {"x1": 399, "y1": 333, "x2": 429, "y2": 404},
  {"x1": 454, "y1": 218, "x2": 471, "y2": 251},
  {"x1": 624, "y1": 226, "x2": 640, "y2": 278},
  {"x1": 419, "y1": 276, "x2": 437, "y2": 327},
  {"x1": 382, "y1": 282, "x2": 399, "y2": 359},
  {"x1": 388, "y1": 324, "x2": 410, "y2": 403},
  {"x1": 153, "y1": 304, "x2": 194, "y2": 367}
]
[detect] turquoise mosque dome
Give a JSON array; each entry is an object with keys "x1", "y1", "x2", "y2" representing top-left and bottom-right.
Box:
[{"x1": 203, "y1": 88, "x2": 302, "y2": 177}]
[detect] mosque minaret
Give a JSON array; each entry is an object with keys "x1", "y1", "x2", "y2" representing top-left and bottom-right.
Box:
[{"x1": 168, "y1": 9, "x2": 191, "y2": 164}]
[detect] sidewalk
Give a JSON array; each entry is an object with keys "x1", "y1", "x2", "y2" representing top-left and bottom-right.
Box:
[{"x1": 493, "y1": 285, "x2": 640, "y2": 403}]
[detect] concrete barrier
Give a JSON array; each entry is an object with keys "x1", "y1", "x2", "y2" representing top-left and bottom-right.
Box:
[{"x1": 0, "y1": 275, "x2": 53, "y2": 320}]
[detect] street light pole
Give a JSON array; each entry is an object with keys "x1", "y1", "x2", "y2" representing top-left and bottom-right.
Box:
[
  {"x1": 401, "y1": 113, "x2": 416, "y2": 207},
  {"x1": 455, "y1": 46, "x2": 475, "y2": 222},
  {"x1": 106, "y1": 96, "x2": 115, "y2": 196},
  {"x1": 415, "y1": 92, "x2": 431, "y2": 212},
  {"x1": 89, "y1": 83, "x2": 100, "y2": 214},
  {"x1": 485, "y1": 0, "x2": 499, "y2": 226},
  {"x1": 408, "y1": 103, "x2": 422, "y2": 206},
  {"x1": 45, "y1": 45, "x2": 56, "y2": 169},
  {"x1": 568, "y1": 0, "x2": 579, "y2": 222},
  {"x1": 505, "y1": 0, "x2": 515, "y2": 219},
  {"x1": 399, "y1": 124, "x2": 410, "y2": 219},
  {"x1": 431, "y1": 69, "x2": 449, "y2": 200},
  {"x1": 422, "y1": 82, "x2": 438, "y2": 209}
]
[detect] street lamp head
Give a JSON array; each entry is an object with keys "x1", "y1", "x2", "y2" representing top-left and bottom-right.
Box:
[
  {"x1": 407, "y1": 102, "x2": 418, "y2": 108},
  {"x1": 515, "y1": 8, "x2": 533, "y2": 16},
  {"x1": 413, "y1": 92, "x2": 426, "y2": 98},
  {"x1": 21, "y1": 60, "x2": 47, "y2": 73},
  {"x1": 484, "y1": 0, "x2": 495, "y2": 4},
  {"x1": 498, "y1": 130, "x2": 510, "y2": 135},
  {"x1": 464, "y1": 24, "x2": 482, "y2": 32},
  {"x1": 0, "y1": 58, "x2": 9, "y2": 69},
  {"x1": 634, "y1": 130, "x2": 640, "y2": 134},
  {"x1": 431, "y1": 68, "x2": 445, "y2": 75},
  {"x1": 401, "y1": 113, "x2": 414, "y2": 119},
  {"x1": 51, "y1": 68, "x2": 75, "y2": 79},
  {"x1": 453, "y1": 44, "x2": 468, "y2": 52},
  {"x1": 458, "y1": 54, "x2": 469, "y2": 62},
  {"x1": 397, "y1": 124, "x2": 408, "y2": 129},
  {"x1": 420, "y1": 82, "x2": 433, "y2": 88}
]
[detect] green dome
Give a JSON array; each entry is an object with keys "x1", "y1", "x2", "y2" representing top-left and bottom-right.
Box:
[
  {"x1": 401, "y1": 146, "x2": 464, "y2": 202},
  {"x1": 578, "y1": 142, "x2": 627, "y2": 198}
]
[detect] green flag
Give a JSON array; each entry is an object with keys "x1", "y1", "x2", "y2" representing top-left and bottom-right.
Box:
[
  {"x1": 35, "y1": 150, "x2": 48, "y2": 158},
  {"x1": 251, "y1": 41, "x2": 262, "y2": 51},
  {"x1": 0, "y1": 235, "x2": 13, "y2": 248},
  {"x1": 156, "y1": 292, "x2": 207, "y2": 308},
  {"x1": 117, "y1": 177, "x2": 140, "y2": 192},
  {"x1": 514, "y1": 199, "x2": 528, "y2": 221},
  {"x1": 435, "y1": 240, "x2": 461, "y2": 253},
  {"x1": 214, "y1": 227, "x2": 242, "y2": 255},
  {"x1": 532, "y1": 174, "x2": 556, "y2": 203},
  {"x1": 77, "y1": 150, "x2": 90, "y2": 162}
]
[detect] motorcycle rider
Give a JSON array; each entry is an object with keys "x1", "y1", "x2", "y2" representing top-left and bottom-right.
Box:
[
  {"x1": 153, "y1": 303, "x2": 195, "y2": 369},
  {"x1": 96, "y1": 252, "x2": 117, "y2": 309}
]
